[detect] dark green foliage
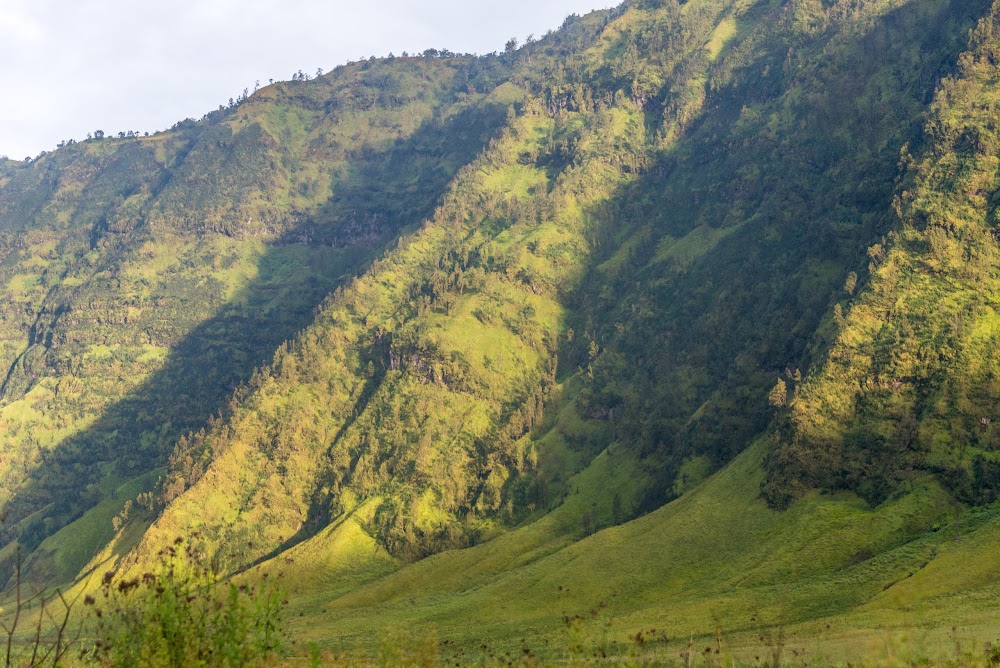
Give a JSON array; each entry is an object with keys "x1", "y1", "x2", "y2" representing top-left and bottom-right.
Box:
[
  {"x1": 558, "y1": 0, "x2": 989, "y2": 508},
  {"x1": 766, "y1": 0, "x2": 1000, "y2": 507}
]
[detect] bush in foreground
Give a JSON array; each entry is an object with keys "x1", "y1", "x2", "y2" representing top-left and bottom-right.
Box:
[{"x1": 82, "y1": 537, "x2": 285, "y2": 668}]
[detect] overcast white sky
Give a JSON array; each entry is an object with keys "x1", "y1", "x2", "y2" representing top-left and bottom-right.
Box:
[{"x1": 0, "y1": 0, "x2": 613, "y2": 159}]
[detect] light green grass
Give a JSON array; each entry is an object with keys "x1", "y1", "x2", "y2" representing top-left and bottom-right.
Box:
[
  {"x1": 261, "y1": 440, "x2": 1000, "y2": 663},
  {"x1": 706, "y1": 17, "x2": 739, "y2": 60},
  {"x1": 654, "y1": 224, "x2": 739, "y2": 269},
  {"x1": 22, "y1": 469, "x2": 162, "y2": 585}
]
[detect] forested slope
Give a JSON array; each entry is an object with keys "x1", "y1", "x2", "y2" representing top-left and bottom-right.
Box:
[
  {"x1": 0, "y1": 53, "x2": 516, "y2": 582},
  {"x1": 767, "y1": 2, "x2": 1000, "y2": 507},
  {"x1": 122, "y1": 0, "x2": 991, "y2": 578},
  {"x1": 3, "y1": 0, "x2": 1000, "y2": 655}
]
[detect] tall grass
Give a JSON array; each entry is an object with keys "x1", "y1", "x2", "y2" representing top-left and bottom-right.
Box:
[{"x1": 82, "y1": 536, "x2": 285, "y2": 668}]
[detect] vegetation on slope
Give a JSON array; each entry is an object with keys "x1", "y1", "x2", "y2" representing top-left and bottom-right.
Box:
[
  {"x1": 0, "y1": 54, "x2": 514, "y2": 582},
  {"x1": 562, "y1": 0, "x2": 989, "y2": 512},
  {"x1": 5, "y1": 0, "x2": 1000, "y2": 662},
  {"x1": 262, "y1": 437, "x2": 1000, "y2": 665},
  {"x1": 135, "y1": 0, "x2": 990, "y2": 577},
  {"x1": 767, "y1": 0, "x2": 1000, "y2": 508},
  {"x1": 138, "y1": 54, "x2": 650, "y2": 571}
]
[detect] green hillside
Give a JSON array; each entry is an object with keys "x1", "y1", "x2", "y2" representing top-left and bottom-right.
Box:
[
  {"x1": 275, "y1": 441, "x2": 1000, "y2": 664},
  {"x1": 0, "y1": 54, "x2": 514, "y2": 582},
  {"x1": 128, "y1": 0, "x2": 989, "y2": 574},
  {"x1": 767, "y1": 1, "x2": 1000, "y2": 510},
  {"x1": 4, "y1": 0, "x2": 1000, "y2": 663}
]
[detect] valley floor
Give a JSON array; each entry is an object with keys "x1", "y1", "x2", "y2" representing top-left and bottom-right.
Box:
[{"x1": 247, "y1": 441, "x2": 1000, "y2": 666}]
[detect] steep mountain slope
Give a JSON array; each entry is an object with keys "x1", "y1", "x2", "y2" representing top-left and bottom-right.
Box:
[
  {"x1": 556, "y1": 0, "x2": 985, "y2": 510},
  {"x1": 118, "y1": 0, "x2": 988, "y2": 581},
  {"x1": 0, "y1": 55, "x2": 515, "y2": 582},
  {"x1": 767, "y1": 3, "x2": 1000, "y2": 508},
  {"x1": 4, "y1": 0, "x2": 1000, "y2": 659}
]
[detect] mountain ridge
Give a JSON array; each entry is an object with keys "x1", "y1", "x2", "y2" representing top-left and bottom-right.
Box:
[{"x1": 3, "y1": 0, "x2": 1000, "y2": 660}]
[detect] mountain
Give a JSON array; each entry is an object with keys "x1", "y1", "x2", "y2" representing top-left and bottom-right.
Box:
[
  {"x1": 766, "y1": 7, "x2": 1000, "y2": 509},
  {"x1": 0, "y1": 53, "x2": 513, "y2": 581},
  {"x1": 3, "y1": 0, "x2": 1000, "y2": 661}
]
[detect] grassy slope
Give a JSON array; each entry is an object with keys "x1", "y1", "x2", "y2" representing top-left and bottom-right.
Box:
[
  {"x1": 88, "y1": 1, "x2": 1000, "y2": 662},
  {"x1": 261, "y1": 42, "x2": 1000, "y2": 639},
  {"x1": 7, "y1": 1, "x2": 1000, "y2": 664},
  {"x1": 566, "y1": 0, "x2": 990, "y2": 515},
  {"x1": 271, "y1": 438, "x2": 1000, "y2": 663},
  {"x1": 124, "y1": 0, "x2": 783, "y2": 578},
  {"x1": 125, "y1": 95, "x2": 647, "y2": 575}
]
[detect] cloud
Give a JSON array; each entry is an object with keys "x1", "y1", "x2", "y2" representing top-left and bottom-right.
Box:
[{"x1": 0, "y1": 2, "x2": 42, "y2": 45}]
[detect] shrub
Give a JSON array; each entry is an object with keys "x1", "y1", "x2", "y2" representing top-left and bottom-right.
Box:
[{"x1": 83, "y1": 537, "x2": 285, "y2": 668}]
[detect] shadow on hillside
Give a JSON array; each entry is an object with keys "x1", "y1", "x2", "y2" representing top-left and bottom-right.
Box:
[
  {"x1": 0, "y1": 94, "x2": 507, "y2": 585},
  {"x1": 566, "y1": 0, "x2": 988, "y2": 516},
  {"x1": 236, "y1": 0, "x2": 986, "y2": 573},
  {"x1": 3, "y1": 0, "x2": 984, "y2": 590}
]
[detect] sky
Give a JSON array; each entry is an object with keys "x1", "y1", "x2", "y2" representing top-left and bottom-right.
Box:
[{"x1": 0, "y1": 0, "x2": 613, "y2": 160}]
